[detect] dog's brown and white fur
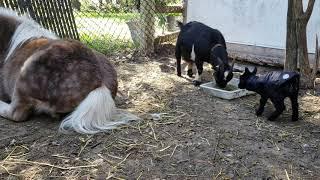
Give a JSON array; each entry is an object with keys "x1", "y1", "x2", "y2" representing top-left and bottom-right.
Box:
[{"x1": 0, "y1": 7, "x2": 139, "y2": 134}]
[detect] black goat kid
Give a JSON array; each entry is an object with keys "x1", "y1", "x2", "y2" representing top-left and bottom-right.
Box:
[
  {"x1": 238, "y1": 67, "x2": 300, "y2": 121},
  {"x1": 175, "y1": 21, "x2": 234, "y2": 87}
]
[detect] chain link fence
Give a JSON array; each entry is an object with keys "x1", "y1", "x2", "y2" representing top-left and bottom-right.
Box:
[
  {"x1": 1, "y1": 0, "x2": 184, "y2": 54},
  {"x1": 1, "y1": 0, "x2": 79, "y2": 39},
  {"x1": 72, "y1": 0, "x2": 184, "y2": 54}
]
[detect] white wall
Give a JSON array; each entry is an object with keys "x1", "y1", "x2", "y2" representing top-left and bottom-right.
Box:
[{"x1": 187, "y1": 0, "x2": 320, "y2": 53}]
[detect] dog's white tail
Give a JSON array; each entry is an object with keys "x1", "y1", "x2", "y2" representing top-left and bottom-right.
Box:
[{"x1": 59, "y1": 86, "x2": 140, "y2": 134}]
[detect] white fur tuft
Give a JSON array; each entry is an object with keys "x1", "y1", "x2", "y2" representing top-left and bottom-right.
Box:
[
  {"x1": 0, "y1": 7, "x2": 57, "y2": 62},
  {"x1": 59, "y1": 86, "x2": 140, "y2": 134},
  {"x1": 190, "y1": 44, "x2": 196, "y2": 61},
  {"x1": 224, "y1": 71, "x2": 229, "y2": 79}
]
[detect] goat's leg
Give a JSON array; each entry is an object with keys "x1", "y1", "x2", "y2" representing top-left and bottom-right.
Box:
[
  {"x1": 256, "y1": 96, "x2": 268, "y2": 116},
  {"x1": 187, "y1": 62, "x2": 194, "y2": 77},
  {"x1": 193, "y1": 60, "x2": 203, "y2": 86},
  {"x1": 175, "y1": 45, "x2": 182, "y2": 76},
  {"x1": 268, "y1": 97, "x2": 285, "y2": 121},
  {"x1": 289, "y1": 77, "x2": 300, "y2": 121},
  {"x1": 0, "y1": 98, "x2": 32, "y2": 122},
  {"x1": 289, "y1": 94, "x2": 299, "y2": 121}
]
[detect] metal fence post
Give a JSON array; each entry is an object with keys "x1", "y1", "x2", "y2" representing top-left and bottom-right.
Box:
[{"x1": 140, "y1": 0, "x2": 156, "y2": 53}]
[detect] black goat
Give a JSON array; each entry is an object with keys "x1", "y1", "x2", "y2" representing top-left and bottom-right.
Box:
[
  {"x1": 175, "y1": 21, "x2": 234, "y2": 87},
  {"x1": 238, "y1": 67, "x2": 300, "y2": 121}
]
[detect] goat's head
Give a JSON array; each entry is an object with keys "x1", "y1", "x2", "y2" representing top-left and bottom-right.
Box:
[
  {"x1": 212, "y1": 57, "x2": 234, "y2": 88},
  {"x1": 238, "y1": 67, "x2": 257, "y2": 89},
  {"x1": 211, "y1": 44, "x2": 234, "y2": 88}
]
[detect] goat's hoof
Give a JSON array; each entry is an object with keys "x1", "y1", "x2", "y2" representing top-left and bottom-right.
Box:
[
  {"x1": 187, "y1": 70, "x2": 193, "y2": 77},
  {"x1": 256, "y1": 109, "x2": 263, "y2": 116},
  {"x1": 51, "y1": 113, "x2": 60, "y2": 119},
  {"x1": 267, "y1": 116, "x2": 277, "y2": 121},
  {"x1": 291, "y1": 116, "x2": 299, "y2": 121},
  {"x1": 192, "y1": 80, "x2": 201, "y2": 86},
  {"x1": 177, "y1": 73, "x2": 182, "y2": 77}
]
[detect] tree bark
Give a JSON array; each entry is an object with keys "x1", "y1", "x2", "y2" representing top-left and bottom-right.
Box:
[
  {"x1": 99, "y1": 0, "x2": 103, "y2": 9},
  {"x1": 285, "y1": 0, "x2": 298, "y2": 71},
  {"x1": 296, "y1": 20, "x2": 312, "y2": 87},
  {"x1": 294, "y1": 0, "x2": 315, "y2": 88},
  {"x1": 313, "y1": 35, "x2": 320, "y2": 80},
  {"x1": 285, "y1": 0, "x2": 315, "y2": 88}
]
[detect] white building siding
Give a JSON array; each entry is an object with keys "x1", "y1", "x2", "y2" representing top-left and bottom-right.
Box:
[{"x1": 187, "y1": 0, "x2": 320, "y2": 55}]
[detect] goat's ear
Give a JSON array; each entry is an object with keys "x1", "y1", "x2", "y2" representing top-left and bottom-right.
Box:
[
  {"x1": 244, "y1": 67, "x2": 250, "y2": 74},
  {"x1": 252, "y1": 67, "x2": 257, "y2": 74}
]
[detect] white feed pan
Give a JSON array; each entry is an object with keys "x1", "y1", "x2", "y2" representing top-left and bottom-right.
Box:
[{"x1": 200, "y1": 78, "x2": 255, "y2": 100}]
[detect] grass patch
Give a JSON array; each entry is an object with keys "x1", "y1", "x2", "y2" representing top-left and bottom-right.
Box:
[
  {"x1": 75, "y1": 11, "x2": 138, "y2": 21},
  {"x1": 76, "y1": 11, "x2": 181, "y2": 21},
  {"x1": 80, "y1": 33, "x2": 136, "y2": 54},
  {"x1": 165, "y1": 13, "x2": 181, "y2": 17}
]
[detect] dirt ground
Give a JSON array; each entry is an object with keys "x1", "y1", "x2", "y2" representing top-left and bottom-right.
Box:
[{"x1": 0, "y1": 45, "x2": 320, "y2": 179}]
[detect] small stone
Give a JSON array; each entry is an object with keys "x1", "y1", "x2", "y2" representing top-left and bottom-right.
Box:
[
  {"x1": 303, "y1": 144, "x2": 309, "y2": 148},
  {"x1": 126, "y1": 54, "x2": 132, "y2": 59},
  {"x1": 9, "y1": 139, "x2": 16, "y2": 146},
  {"x1": 51, "y1": 141, "x2": 60, "y2": 146},
  {"x1": 225, "y1": 153, "x2": 233, "y2": 157}
]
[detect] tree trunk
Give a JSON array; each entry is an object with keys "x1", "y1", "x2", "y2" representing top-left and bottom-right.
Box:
[
  {"x1": 296, "y1": 21, "x2": 313, "y2": 87},
  {"x1": 294, "y1": 0, "x2": 315, "y2": 88},
  {"x1": 313, "y1": 35, "x2": 319, "y2": 80},
  {"x1": 140, "y1": 0, "x2": 155, "y2": 53},
  {"x1": 285, "y1": 0, "x2": 315, "y2": 88},
  {"x1": 183, "y1": 0, "x2": 188, "y2": 24},
  {"x1": 285, "y1": 0, "x2": 298, "y2": 71},
  {"x1": 99, "y1": 0, "x2": 103, "y2": 9}
]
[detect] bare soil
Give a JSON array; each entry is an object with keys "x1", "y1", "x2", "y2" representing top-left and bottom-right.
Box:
[{"x1": 0, "y1": 45, "x2": 319, "y2": 179}]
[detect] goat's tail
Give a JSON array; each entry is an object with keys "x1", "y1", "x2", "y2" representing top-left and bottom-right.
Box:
[
  {"x1": 59, "y1": 85, "x2": 140, "y2": 134},
  {"x1": 285, "y1": 73, "x2": 300, "y2": 94},
  {"x1": 177, "y1": 21, "x2": 184, "y2": 29}
]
